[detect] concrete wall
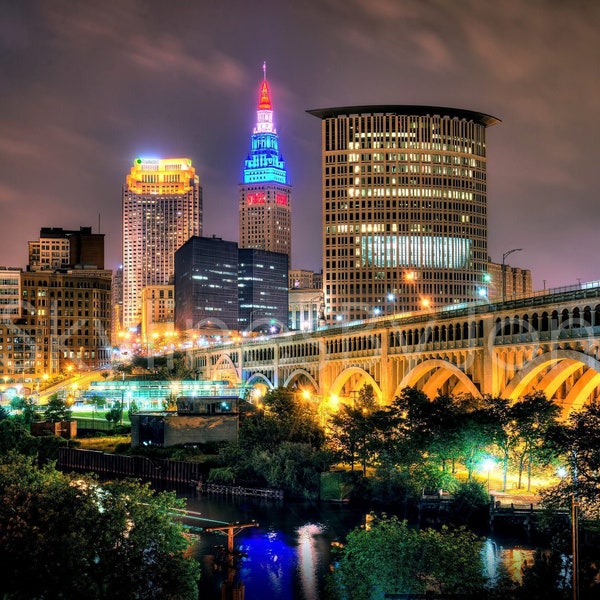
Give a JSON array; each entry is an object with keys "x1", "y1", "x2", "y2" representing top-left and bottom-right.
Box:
[
  {"x1": 131, "y1": 412, "x2": 238, "y2": 447},
  {"x1": 163, "y1": 414, "x2": 238, "y2": 446}
]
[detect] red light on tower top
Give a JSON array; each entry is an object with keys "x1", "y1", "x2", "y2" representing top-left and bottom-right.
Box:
[{"x1": 258, "y1": 61, "x2": 272, "y2": 111}]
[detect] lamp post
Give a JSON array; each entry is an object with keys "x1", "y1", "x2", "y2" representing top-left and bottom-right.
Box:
[
  {"x1": 502, "y1": 248, "x2": 523, "y2": 303},
  {"x1": 571, "y1": 450, "x2": 579, "y2": 600},
  {"x1": 481, "y1": 458, "x2": 495, "y2": 494}
]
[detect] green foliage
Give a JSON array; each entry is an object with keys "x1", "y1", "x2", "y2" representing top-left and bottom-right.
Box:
[
  {"x1": 213, "y1": 388, "x2": 331, "y2": 496},
  {"x1": 510, "y1": 392, "x2": 561, "y2": 491},
  {"x1": 543, "y1": 399, "x2": 600, "y2": 519},
  {"x1": 9, "y1": 396, "x2": 40, "y2": 424},
  {"x1": 0, "y1": 454, "x2": 199, "y2": 599},
  {"x1": 331, "y1": 514, "x2": 486, "y2": 600},
  {"x1": 207, "y1": 466, "x2": 237, "y2": 484},
  {"x1": 85, "y1": 393, "x2": 106, "y2": 411},
  {"x1": 369, "y1": 462, "x2": 421, "y2": 506},
  {"x1": 105, "y1": 401, "x2": 123, "y2": 427},
  {"x1": 0, "y1": 418, "x2": 38, "y2": 456},
  {"x1": 44, "y1": 393, "x2": 72, "y2": 423},
  {"x1": 250, "y1": 442, "x2": 329, "y2": 499},
  {"x1": 449, "y1": 480, "x2": 490, "y2": 526}
]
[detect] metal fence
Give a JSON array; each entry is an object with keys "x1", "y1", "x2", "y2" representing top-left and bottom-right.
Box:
[{"x1": 58, "y1": 448, "x2": 204, "y2": 484}]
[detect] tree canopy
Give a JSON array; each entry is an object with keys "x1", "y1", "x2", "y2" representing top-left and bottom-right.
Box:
[
  {"x1": 331, "y1": 514, "x2": 485, "y2": 600},
  {"x1": 0, "y1": 453, "x2": 199, "y2": 599}
]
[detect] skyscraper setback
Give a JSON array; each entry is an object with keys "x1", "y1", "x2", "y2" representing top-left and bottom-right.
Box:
[
  {"x1": 122, "y1": 158, "x2": 202, "y2": 330},
  {"x1": 239, "y1": 64, "x2": 291, "y2": 264}
]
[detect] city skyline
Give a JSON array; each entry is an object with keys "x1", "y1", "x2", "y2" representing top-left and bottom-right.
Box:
[{"x1": 1, "y1": 1, "x2": 599, "y2": 289}]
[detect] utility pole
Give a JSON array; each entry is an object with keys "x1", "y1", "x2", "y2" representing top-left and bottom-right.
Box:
[{"x1": 205, "y1": 521, "x2": 259, "y2": 600}]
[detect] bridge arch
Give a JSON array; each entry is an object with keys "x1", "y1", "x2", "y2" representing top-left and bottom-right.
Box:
[
  {"x1": 503, "y1": 349, "x2": 600, "y2": 413},
  {"x1": 212, "y1": 354, "x2": 241, "y2": 384},
  {"x1": 243, "y1": 373, "x2": 275, "y2": 398},
  {"x1": 396, "y1": 359, "x2": 482, "y2": 400},
  {"x1": 283, "y1": 369, "x2": 320, "y2": 393},
  {"x1": 329, "y1": 367, "x2": 383, "y2": 404}
]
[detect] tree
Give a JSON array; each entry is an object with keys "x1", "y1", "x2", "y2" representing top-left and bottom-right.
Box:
[
  {"x1": 154, "y1": 352, "x2": 194, "y2": 380},
  {"x1": 328, "y1": 405, "x2": 369, "y2": 472},
  {"x1": 357, "y1": 383, "x2": 377, "y2": 412},
  {"x1": 511, "y1": 392, "x2": 561, "y2": 491},
  {"x1": 240, "y1": 388, "x2": 325, "y2": 452},
  {"x1": 9, "y1": 396, "x2": 40, "y2": 425},
  {"x1": 543, "y1": 399, "x2": 600, "y2": 519},
  {"x1": 331, "y1": 514, "x2": 486, "y2": 600},
  {"x1": 105, "y1": 401, "x2": 123, "y2": 428},
  {"x1": 44, "y1": 393, "x2": 72, "y2": 423},
  {"x1": 385, "y1": 387, "x2": 430, "y2": 467},
  {"x1": 215, "y1": 388, "x2": 330, "y2": 496},
  {"x1": 483, "y1": 396, "x2": 518, "y2": 492},
  {"x1": 0, "y1": 419, "x2": 38, "y2": 456},
  {"x1": 0, "y1": 453, "x2": 199, "y2": 599},
  {"x1": 86, "y1": 393, "x2": 106, "y2": 412},
  {"x1": 249, "y1": 441, "x2": 328, "y2": 499}
]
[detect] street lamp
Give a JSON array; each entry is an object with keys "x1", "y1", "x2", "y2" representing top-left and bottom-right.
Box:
[
  {"x1": 570, "y1": 451, "x2": 579, "y2": 600},
  {"x1": 481, "y1": 458, "x2": 495, "y2": 494},
  {"x1": 501, "y1": 248, "x2": 523, "y2": 303}
]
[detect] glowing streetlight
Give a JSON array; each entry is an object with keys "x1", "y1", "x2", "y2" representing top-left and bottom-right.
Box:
[{"x1": 481, "y1": 457, "x2": 495, "y2": 493}]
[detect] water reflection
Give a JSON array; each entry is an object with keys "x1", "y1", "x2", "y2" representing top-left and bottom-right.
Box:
[
  {"x1": 180, "y1": 490, "x2": 538, "y2": 600},
  {"x1": 483, "y1": 538, "x2": 535, "y2": 585},
  {"x1": 297, "y1": 524, "x2": 323, "y2": 600},
  {"x1": 182, "y1": 492, "x2": 364, "y2": 600}
]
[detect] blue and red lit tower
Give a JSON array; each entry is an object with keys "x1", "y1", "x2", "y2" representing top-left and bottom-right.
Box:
[{"x1": 239, "y1": 63, "x2": 291, "y2": 263}]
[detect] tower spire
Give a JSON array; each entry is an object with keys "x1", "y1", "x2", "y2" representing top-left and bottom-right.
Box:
[
  {"x1": 258, "y1": 62, "x2": 272, "y2": 111},
  {"x1": 240, "y1": 64, "x2": 291, "y2": 264}
]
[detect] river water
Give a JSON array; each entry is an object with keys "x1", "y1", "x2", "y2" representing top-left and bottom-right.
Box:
[{"x1": 178, "y1": 490, "x2": 537, "y2": 600}]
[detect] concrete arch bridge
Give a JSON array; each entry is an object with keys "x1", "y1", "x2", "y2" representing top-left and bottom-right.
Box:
[{"x1": 190, "y1": 284, "x2": 600, "y2": 416}]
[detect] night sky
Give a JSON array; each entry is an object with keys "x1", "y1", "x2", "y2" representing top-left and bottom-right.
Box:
[{"x1": 1, "y1": 0, "x2": 599, "y2": 290}]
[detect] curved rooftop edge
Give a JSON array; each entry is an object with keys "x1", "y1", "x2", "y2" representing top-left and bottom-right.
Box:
[{"x1": 306, "y1": 105, "x2": 501, "y2": 127}]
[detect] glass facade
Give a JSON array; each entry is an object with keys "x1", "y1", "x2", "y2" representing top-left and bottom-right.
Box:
[
  {"x1": 238, "y1": 248, "x2": 289, "y2": 333},
  {"x1": 308, "y1": 105, "x2": 500, "y2": 322},
  {"x1": 174, "y1": 236, "x2": 239, "y2": 332}
]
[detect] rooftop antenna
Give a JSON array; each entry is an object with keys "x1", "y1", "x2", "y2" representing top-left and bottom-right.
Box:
[{"x1": 262, "y1": 61, "x2": 266, "y2": 80}]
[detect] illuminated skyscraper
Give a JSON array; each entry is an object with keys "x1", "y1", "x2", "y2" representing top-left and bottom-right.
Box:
[
  {"x1": 239, "y1": 63, "x2": 291, "y2": 264},
  {"x1": 308, "y1": 105, "x2": 500, "y2": 322},
  {"x1": 122, "y1": 158, "x2": 202, "y2": 330}
]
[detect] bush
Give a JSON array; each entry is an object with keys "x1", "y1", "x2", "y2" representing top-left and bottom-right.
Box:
[
  {"x1": 370, "y1": 465, "x2": 421, "y2": 508},
  {"x1": 207, "y1": 466, "x2": 236, "y2": 485},
  {"x1": 449, "y1": 480, "x2": 490, "y2": 526}
]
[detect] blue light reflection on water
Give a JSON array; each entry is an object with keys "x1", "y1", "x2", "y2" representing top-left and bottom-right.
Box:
[
  {"x1": 180, "y1": 491, "x2": 539, "y2": 600},
  {"x1": 181, "y1": 492, "x2": 365, "y2": 600}
]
